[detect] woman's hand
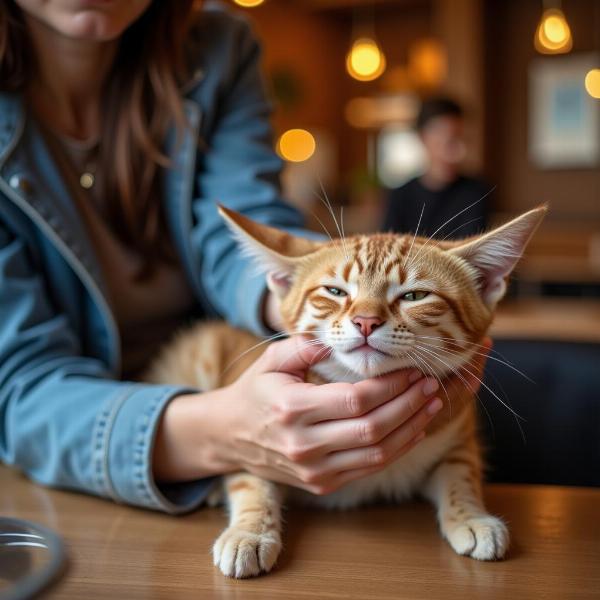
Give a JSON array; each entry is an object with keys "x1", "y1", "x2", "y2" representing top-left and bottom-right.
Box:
[{"x1": 153, "y1": 336, "x2": 445, "y2": 494}]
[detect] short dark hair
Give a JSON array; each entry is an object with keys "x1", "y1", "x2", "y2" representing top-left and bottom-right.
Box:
[{"x1": 416, "y1": 97, "x2": 464, "y2": 131}]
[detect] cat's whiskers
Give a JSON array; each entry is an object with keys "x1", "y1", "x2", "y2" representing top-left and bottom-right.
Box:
[
  {"x1": 340, "y1": 204, "x2": 347, "y2": 250},
  {"x1": 413, "y1": 343, "x2": 482, "y2": 393},
  {"x1": 414, "y1": 334, "x2": 535, "y2": 383},
  {"x1": 308, "y1": 208, "x2": 336, "y2": 245},
  {"x1": 439, "y1": 216, "x2": 485, "y2": 242},
  {"x1": 412, "y1": 342, "x2": 526, "y2": 442},
  {"x1": 310, "y1": 192, "x2": 348, "y2": 263},
  {"x1": 405, "y1": 216, "x2": 486, "y2": 277},
  {"x1": 410, "y1": 345, "x2": 497, "y2": 438},
  {"x1": 404, "y1": 187, "x2": 496, "y2": 274},
  {"x1": 402, "y1": 201, "x2": 426, "y2": 271},
  {"x1": 413, "y1": 334, "x2": 506, "y2": 356},
  {"x1": 413, "y1": 336, "x2": 535, "y2": 384},
  {"x1": 313, "y1": 178, "x2": 350, "y2": 261},
  {"x1": 222, "y1": 328, "x2": 331, "y2": 376},
  {"x1": 407, "y1": 348, "x2": 454, "y2": 417}
]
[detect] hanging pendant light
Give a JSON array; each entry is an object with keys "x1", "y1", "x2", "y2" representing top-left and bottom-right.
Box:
[
  {"x1": 346, "y1": 10, "x2": 386, "y2": 83},
  {"x1": 346, "y1": 38, "x2": 387, "y2": 82},
  {"x1": 534, "y1": 4, "x2": 573, "y2": 54},
  {"x1": 233, "y1": 0, "x2": 265, "y2": 7}
]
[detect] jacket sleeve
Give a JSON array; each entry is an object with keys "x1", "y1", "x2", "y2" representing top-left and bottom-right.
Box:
[
  {"x1": 189, "y1": 15, "x2": 316, "y2": 335},
  {"x1": 0, "y1": 222, "x2": 213, "y2": 512}
]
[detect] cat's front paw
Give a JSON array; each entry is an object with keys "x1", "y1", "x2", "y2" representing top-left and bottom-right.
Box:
[
  {"x1": 212, "y1": 527, "x2": 282, "y2": 578},
  {"x1": 445, "y1": 515, "x2": 509, "y2": 560}
]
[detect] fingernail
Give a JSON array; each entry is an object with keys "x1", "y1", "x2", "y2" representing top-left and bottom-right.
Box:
[
  {"x1": 408, "y1": 369, "x2": 422, "y2": 383},
  {"x1": 427, "y1": 397, "x2": 443, "y2": 415},
  {"x1": 422, "y1": 378, "x2": 439, "y2": 395}
]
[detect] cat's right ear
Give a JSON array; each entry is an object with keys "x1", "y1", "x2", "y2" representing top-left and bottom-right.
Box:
[
  {"x1": 447, "y1": 205, "x2": 547, "y2": 307},
  {"x1": 218, "y1": 204, "x2": 323, "y2": 299}
]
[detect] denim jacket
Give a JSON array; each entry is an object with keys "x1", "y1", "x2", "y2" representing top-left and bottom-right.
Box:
[{"x1": 0, "y1": 7, "x2": 306, "y2": 512}]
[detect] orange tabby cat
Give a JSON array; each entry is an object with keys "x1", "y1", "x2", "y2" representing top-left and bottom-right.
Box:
[{"x1": 146, "y1": 204, "x2": 546, "y2": 578}]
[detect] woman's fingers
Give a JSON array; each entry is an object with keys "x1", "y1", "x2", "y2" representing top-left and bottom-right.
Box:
[
  {"x1": 305, "y1": 377, "x2": 440, "y2": 452},
  {"x1": 245, "y1": 421, "x2": 430, "y2": 495},
  {"x1": 322, "y1": 430, "x2": 428, "y2": 493},
  {"x1": 309, "y1": 394, "x2": 441, "y2": 473},
  {"x1": 297, "y1": 368, "x2": 423, "y2": 424},
  {"x1": 253, "y1": 335, "x2": 331, "y2": 379},
  {"x1": 298, "y1": 427, "x2": 429, "y2": 495}
]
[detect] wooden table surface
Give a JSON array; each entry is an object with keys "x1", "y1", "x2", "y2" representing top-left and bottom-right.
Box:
[{"x1": 2, "y1": 466, "x2": 599, "y2": 600}]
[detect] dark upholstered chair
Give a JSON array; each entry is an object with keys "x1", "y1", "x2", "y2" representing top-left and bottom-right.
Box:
[{"x1": 479, "y1": 340, "x2": 600, "y2": 487}]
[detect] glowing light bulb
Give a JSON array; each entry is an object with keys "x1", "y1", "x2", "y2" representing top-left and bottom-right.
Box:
[
  {"x1": 585, "y1": 69, "x2": 600, "y2": 99},
  {"x1": 346, "y1": 38, "x2": 386, "y2": 82},
  {"x1": 277, "y1": 129, "x2": 316, "y2": 163},
  {"x1": 543, "y1": 15, "x2": 568, "y2": 43},
  {"x1": 233, "y1": 0, "x2": 264, "y2": 7},
  {"x1": 534, "y1": 8, "x2": 572, "y2": 54}
]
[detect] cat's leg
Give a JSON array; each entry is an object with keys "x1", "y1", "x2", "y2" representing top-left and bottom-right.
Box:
[
  {"x1": 422, "y1": 439, "x2": 509, "y2": 560},
  {"x1": 213, "y1": 473, "x2": 283, "y2": 578}
]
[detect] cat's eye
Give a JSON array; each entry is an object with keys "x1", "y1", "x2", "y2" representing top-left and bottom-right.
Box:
[
  {"x1": 402, "y1": 291, "x2": 430, "y2": 301},
  {"x1": 324, "y1": 286, "x2": 347, "y2": 297}
]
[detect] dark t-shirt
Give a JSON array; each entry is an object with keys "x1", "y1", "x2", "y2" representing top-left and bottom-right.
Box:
[{"x1": 381, "y1": 175, "x2": 491, "y2": 239}]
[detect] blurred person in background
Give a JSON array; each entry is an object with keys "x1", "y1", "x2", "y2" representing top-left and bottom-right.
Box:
[{"x1": 382, "y1": 97, "x2": 491, "y2": 239}]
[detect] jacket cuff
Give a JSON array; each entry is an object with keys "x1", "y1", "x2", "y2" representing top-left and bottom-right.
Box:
[{"x1": 95, "y1": 384, "x2": 216, "y2": 513}]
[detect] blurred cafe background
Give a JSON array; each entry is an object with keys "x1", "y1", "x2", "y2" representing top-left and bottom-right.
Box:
[{"x1": 228, "y1": 0, "x2": 600, "y2": 487}]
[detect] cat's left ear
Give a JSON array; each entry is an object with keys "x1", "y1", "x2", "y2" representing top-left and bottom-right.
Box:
[
  {"x1": 218, "y1": 204, "x2": 323, "y2": 299},
  {"x1": 447, "y1": 205, "x2": 547, "y2": 307}
]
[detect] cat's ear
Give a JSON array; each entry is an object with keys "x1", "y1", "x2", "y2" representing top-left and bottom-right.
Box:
[
  {"x1": 218, "y1": 204, "x2": 323, "y2": 299},
  {"x1": 447, "y1": 205, "x2": 547, "y2": 307}
]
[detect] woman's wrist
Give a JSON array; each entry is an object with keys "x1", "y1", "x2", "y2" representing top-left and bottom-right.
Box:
[{"x1": 152, "y1": 388, "x2": 239, "y2": 483}]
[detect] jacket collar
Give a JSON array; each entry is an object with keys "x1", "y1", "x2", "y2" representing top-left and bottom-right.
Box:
[{"x1": 0, "y1": 90, "x2": 203, "y2": 369}]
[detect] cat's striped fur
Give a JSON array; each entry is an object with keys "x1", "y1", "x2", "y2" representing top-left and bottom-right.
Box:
[{"x1": 146, "y1": 204, "x2": 546, "y2": 578}]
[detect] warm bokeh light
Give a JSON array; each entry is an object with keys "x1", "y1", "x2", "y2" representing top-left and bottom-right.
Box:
[
  {"x1": 409, "y1": 38, "x2": 447, "y2": 89},
  {"x1": 345, "y1": 95, "x2": 418, "y2": 130},
  {"x1": 346, "y1": 38, "x2": 387, "y2": 82},
  {"x1": 277, "y1": 129, "x2": 316, "y2": 162},
  {"x1": 534, "y1": 8, "x2": 572, "y2": 54},
  {"x1": 543, "y1": 15, "x2": 568, "y2": 43},
  {"x1": 233, "y1": 0, "x2": 265, "y2": 7},
  {"x1": 585, "y1": 69, "x2": 600, "y2": 99}
]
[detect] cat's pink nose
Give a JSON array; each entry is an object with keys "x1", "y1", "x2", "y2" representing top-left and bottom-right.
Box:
[{"x1": 352, "y1": 316, "x2": 385, "y2": 337}]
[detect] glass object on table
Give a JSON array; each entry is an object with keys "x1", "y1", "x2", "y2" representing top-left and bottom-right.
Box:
[{"x1": 0, "y1": 518, "x2": 66, "y2": 600}]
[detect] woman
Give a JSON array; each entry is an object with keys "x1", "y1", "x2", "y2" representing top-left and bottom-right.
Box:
[{"x1": 0, "y1": 0, "x2": 485, "y2": 513}]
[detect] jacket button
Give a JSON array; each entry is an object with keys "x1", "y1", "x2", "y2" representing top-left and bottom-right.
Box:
[{"x1": 8, "y1": 174, "x2": 34, "y2": 195}]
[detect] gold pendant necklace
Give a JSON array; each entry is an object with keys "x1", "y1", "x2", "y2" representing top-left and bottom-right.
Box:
[{"x1": 80, "y1": 171, "x2": 95, "y2": 189}]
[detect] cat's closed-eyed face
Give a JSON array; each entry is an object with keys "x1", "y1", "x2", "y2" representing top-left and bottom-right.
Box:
[
  {"x1": 220, "y1": 205, "x2": 546, "y2": 382},
  {"x1": 276, "y1": 234, "x2": 491, "y2": 381}
]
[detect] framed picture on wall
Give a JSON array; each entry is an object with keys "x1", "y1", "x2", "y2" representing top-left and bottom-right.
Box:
[{"x1": 529, "y1": 52, "x2": 600, "y2": 169}]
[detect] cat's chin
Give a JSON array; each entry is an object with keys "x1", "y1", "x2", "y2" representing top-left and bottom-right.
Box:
[{"x1": 312, "y1": 350, "x2": 414, "y2": 383}]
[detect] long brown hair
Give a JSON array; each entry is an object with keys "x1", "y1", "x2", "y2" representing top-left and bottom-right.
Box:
[{"x1": 0, "y1": 0, "x2": 197, "y2": 274}]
